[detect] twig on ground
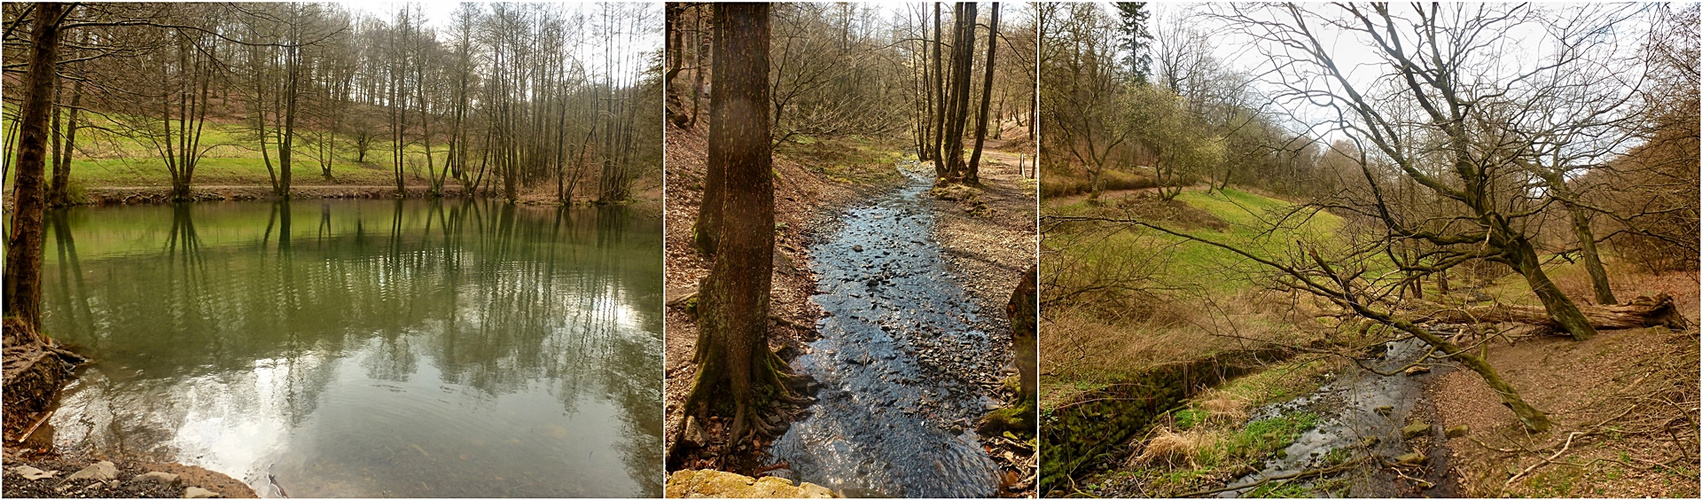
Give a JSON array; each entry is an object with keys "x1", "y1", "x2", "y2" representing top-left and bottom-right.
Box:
[{"x1": 1504, "y1": 431, "x2": 1583, "y2": 487}]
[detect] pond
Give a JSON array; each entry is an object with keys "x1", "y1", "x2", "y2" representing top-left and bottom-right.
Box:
[{"x1": 38, "y1": 199, "x2": 662, "y2": 498}]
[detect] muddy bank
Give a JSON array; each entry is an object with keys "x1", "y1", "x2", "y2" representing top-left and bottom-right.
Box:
[
  {"x1": 927, "y1": 142, "x2": 1040, "y2": 496},
  {"x1": 1434, "y1": 320, "x2": 1699, "y2": 497},
  {"x1": 65, "y1": 185, "x2": 468, "y2": 205},
  {"x1": 53, "y1": 184, "x2": 660, "y2": 207}
]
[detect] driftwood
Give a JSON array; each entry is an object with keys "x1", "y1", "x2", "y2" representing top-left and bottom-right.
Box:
[{"x1": 1409, "y1": 293, "x2": 1690, "y2": 332}]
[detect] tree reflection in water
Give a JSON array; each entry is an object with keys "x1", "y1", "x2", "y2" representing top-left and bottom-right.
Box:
[{"x1": 41, "y1": 199, "x2": 662, "y2": 497}]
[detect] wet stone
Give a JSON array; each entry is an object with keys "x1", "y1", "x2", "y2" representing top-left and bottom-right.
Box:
[
  {"x1": 130, "y1": 471, "x2": 181, "y2": 486},
  {"x1": 64, "y1": 461, "x2": 119, "y2": 482},
  {"x1": 12, "y1": 465, "x2": 56, "y2": 481}
]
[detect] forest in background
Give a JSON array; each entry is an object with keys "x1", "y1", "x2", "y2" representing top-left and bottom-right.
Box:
[{"x1": 1, "y1": 2, "x2": 661, "y2": 205}]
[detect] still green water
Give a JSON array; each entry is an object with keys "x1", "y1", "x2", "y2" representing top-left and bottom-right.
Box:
[{"x1": 39, "y1": 199, "x2": 662, "y2": 498}]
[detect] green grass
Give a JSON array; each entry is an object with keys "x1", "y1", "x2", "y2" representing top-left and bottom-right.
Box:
[
  {"x1": 1048, "y1": 187, "x2": 1344, "y2": 292},
  {"x1": 7, "y1": 104, "x2": 461, "y2": 190}
]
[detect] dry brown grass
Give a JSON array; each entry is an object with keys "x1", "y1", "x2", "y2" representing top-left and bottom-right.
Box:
[
  {"x1": 1131, "y1": 428, "x2": 1216, "y2": 468},
  {"x1": 1195, "y1": 389, "x2": 1250, "y2": 424}
]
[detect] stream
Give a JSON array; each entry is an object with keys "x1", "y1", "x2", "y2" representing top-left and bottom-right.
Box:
[
  {"x1": 766, "y1": 163, "x2": 1002, "y2": 497},
  {"x1": 1220, "y1": 337, "x2": 1456, "y2": 497}
]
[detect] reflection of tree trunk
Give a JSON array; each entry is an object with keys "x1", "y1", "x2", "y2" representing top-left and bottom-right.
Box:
[
  {"x1": 277, "y1": 201, "x2": 292, "y2": 253},
  {"x1": 166, "y1": 204, "x2": 203, "y2": 274},
  {"x1": 49, "y1": 210, "x2": 90, "y2": 331},
  {"x1": 3, "y1": 2, "x2": 64, "y2": 332},
  {"x1": 686, "y1": 3, "x2": 788, "y2": 445}
]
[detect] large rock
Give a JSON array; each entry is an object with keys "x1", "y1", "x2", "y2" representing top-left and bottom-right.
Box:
[
  {"x1": 664, "y1": 469, "x2": 834, "y2": 498},
  {"x1": 64, "y1": 461, "x2": 118, "y2": 482},
  {"x1": 130, "y1": 471, "x2": 181, "y2": 486},
  {"x1": 12, "y1": 465, "x2": 56, "y2": 480}
]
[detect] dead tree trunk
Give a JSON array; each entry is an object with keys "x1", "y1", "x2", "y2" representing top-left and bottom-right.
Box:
[{"x1": 1410, "y1": 293, "x2": 1690, "y2": 332}]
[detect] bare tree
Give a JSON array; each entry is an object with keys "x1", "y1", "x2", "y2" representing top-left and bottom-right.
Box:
[{"x1": 1215, "y1": 3, "x2": 1618, "y2": 340}]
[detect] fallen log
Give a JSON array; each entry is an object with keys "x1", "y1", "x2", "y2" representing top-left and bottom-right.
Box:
[{"x1": 1408, "y1": 293, "x2": 1690, "y2": 332}]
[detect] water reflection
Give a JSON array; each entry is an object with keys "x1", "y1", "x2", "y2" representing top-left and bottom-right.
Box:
[{"x1": 41, "y1": 199, "x2": 662, "y2": 497}]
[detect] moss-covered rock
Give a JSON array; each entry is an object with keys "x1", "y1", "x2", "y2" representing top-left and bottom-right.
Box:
[{"x1": 663, "y1": 469, "x2": 835, "y2": 498}]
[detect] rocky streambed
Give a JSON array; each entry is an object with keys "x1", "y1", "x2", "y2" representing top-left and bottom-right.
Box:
[{"x1": 766, "y1": 163, "x2": 1007, "y2": 497}]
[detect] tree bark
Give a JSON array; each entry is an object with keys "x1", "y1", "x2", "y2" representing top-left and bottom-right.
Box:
[
  {"x1": 965, "y1": 3, "x2": 999, "y2": 185},
  {"x1": 930, "y1": 2, "x2": 946, "y2": 174},
  {"x1": 5, "y1": 2, "x2": 65, "y2": 333},
  {"x1": 1504, "y1": 236, "x2": 1599, "y2": 340},
  {"x1": 686, "y1": 2, "x2": 786, "y2": 445},
  {"x1": 942, "y1": 2, "x2": 976, "y2": 182},
  {"x1": 1564, "y1": 201, "x2": 1617, "y2": 305}
]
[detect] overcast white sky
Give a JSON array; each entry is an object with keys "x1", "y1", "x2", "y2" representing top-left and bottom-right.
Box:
[
  {"x1": 341, "y1": 1, "x2": 661, "y2": 79},
  {"x1": 1145, "y1": 2, "x2": 1652, "y2": 148}
]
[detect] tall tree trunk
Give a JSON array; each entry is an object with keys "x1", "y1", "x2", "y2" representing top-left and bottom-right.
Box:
[
  {"x1": 931, "y1": 2, "x2": 946, "y2": 174},
  {"x1": 942, "y1": 2, "x2": 976, "y2": 183},
  {"x1": 1505, "y1": 235, "x2": 1599, "y2": 341},
  {"x1": 5, "y1": 2, "x2": 65, "y2": 332},
  {"x1": 966, "y1": 3, "x2": 999, "y2": 185},
  {"x1": 279, "y1": 43, "x2": 299, "y2": 199},
  {"x1": 1564, "y1": 201, "x2": 1616, "y2": 305},
  {"x1": 686, "y1": 2, "x2": 787, "y2": 445},
  {"x1": 48, "y1": 78, "x2": 81, "y2": 207}
]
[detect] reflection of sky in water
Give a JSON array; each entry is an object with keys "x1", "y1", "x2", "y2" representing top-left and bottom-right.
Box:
[{"x1": 42, "y1": 200, "x2": 662, "y2": 498}]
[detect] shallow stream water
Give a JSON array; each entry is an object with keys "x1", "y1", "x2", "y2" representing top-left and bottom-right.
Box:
[
  {"x1": 1220, "y1": 337, "x2": 1452, "y2": 497},
  {"x1": 39, "y1": 199, "x2": 662, "y2": 497},
  {"x1": 766, "y1": 164, "x2": 1002, "y2": 497}
]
